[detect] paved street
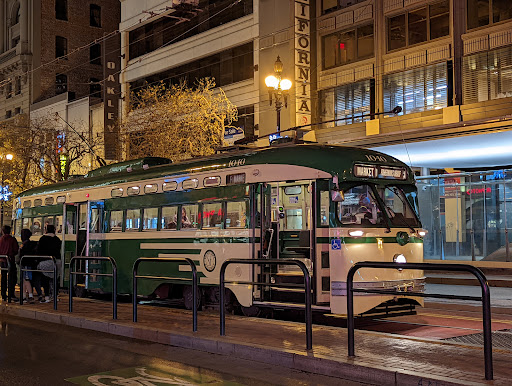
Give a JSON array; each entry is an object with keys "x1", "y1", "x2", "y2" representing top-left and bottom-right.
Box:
[{"x1": 0, "y1": 314, "x2": 363, "y2": 386}]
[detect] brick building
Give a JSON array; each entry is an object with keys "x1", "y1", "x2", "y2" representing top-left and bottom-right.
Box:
[{"x1": 0, "y1": 0, "x2": 120, "y2": 120}]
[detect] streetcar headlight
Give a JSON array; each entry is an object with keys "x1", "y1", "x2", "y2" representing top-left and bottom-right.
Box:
[
  {"x1": 349, "y1": 230, "x2": 364, "y2": 237},
  {"x1": 418, "y1": 230, "x2": 427, "y2": 237},
  {"x1": 393, "y1": 254, "x2": 407, "y2": 264}
]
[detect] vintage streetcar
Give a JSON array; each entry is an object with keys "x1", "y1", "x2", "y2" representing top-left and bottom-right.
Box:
[{"x1": 14, "y1": 142, "x2": 425, "y2": 316}]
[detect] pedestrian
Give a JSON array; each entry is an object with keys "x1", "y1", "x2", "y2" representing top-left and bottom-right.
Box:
[
  {"x1": 18, "y1": 229, "x2": 39, "y2": 303},
  {"x1": 0, "y1": 225, "x2": 19, "y2": 301},
  {"x1": 36, "y1": 224, "x2": 61, "y2": 302}
]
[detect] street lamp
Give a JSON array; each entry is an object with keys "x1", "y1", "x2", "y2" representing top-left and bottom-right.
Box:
[
  {"x1": 0, "y1": 153, "x2": 14, "y2": 227},
  {"x1": 265, "y1": 56, "x2": 292, "y2": 133}
]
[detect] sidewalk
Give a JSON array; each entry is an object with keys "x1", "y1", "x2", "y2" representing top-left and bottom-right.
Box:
[{"x1": 1, "y1": 296, "x2": 511, "y2": 385}]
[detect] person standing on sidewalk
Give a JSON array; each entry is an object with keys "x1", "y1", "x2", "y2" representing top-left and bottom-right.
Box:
[
  {"x1": 0, "y1": 225, "x2": 19, "y2": 301},
  {"x1": 18, "y1": 229, "x2": 39, "y2": 303},
  {"x1": 36, "y1": 224, "x2": 61, "y2": 302}
]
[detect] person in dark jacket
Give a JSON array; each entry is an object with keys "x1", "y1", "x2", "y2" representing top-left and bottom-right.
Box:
[
  {"x1": 18, "y1": 229, "x2": 38, "y2": 303},
  {"x1": 0, "y1": 225, "x2": 19, "y2": 301},
  {"x1": 37, "y1": 224, "x2": 61, "y2": 302}
]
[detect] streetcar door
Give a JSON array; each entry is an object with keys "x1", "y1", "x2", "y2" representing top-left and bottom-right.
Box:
[
  {"x1": 277, "y1": 182, "x2": 314, "y2": 266},
  {"x1": 87, "y1": 201, "x2": 104, "y2": 291},
  {"x1": 62, "y1": 203, "x2": 77, "y2": 288},
  {"x1": 76, "y1": 202, "x2": 88, "y2": 256}
]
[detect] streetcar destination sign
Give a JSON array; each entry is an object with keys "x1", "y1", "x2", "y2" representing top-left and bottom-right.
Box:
[{"x1": 354, "y1": 164, "x2": 407, "y2": 180}]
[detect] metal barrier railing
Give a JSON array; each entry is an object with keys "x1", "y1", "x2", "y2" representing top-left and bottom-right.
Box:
[
  {"x1": 69, "y1": 256, "x2": 118, "y2": 320},
  {"x1": 347, "y1": 262, "x2": 493, "y2": 380},
  {"x1": 133, "y1": 257, "x2": 198, "y2": 332},
  {"x1": 19, "y1": 255, "x2": 58, "y2": 310},
  {"x1": 219, "y1": 258, "x2": 312, "y2": 350},
  {"x1": 0, "y1": 255, "x2": 12, "y2": 303}
]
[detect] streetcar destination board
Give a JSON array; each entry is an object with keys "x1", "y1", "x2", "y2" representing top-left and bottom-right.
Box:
[
  {"x1": 226, "y1": 173, "x2": 246, "y2": 185},
  {"x1": 354, "y1": 164, "x2": 407, "y2": 180}
]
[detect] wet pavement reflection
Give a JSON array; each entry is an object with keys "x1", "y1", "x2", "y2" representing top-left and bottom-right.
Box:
[{"x1": 0, "y1": 315, "x2": 362, "y2": 386}]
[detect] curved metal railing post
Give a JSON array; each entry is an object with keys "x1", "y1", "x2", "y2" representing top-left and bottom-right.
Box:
[
  {"x1": 132, "y1": 257, "x2": 197, "y2": 331},
  {"x1": 68, "y1": 256, "x2": 118, "y2": 320},
  {"x1": 346, "y1": 261, "x2": 493, "y2": 380},
  {"x1": 219, "y1": 258, "x2": 312, "y2": 350}
]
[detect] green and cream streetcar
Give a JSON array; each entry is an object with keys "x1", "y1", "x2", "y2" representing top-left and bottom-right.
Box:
[{"x1": 14, "y1": 142, "x2": 425, "y2": 316}]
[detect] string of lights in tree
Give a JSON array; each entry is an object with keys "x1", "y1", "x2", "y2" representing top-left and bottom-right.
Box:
[{"x1": 0, "y1": 185, "x2": 12, "y2": 202}]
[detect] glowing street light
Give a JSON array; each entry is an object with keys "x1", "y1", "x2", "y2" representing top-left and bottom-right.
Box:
[{"x1": 265, "y1": 56, "x2": 292, "y2": 133}]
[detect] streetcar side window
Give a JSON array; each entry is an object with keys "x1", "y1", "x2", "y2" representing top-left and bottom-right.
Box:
[
  {"x1": 90, "y1": 208, "x2": 102, "y2": 234},
  {"x1": 109, "y1": 210, "x2": 123, "y2": 232},
  {"x1": 226, "y1": 201, "x2": 247, "y2": 228},
  {"x1": 162, "y1": 206, "x2": 178, "y2": 230},
  {"x1": 181, "y1": 204, "x2": 198, "y2": 230},
  {"x1": 22, "y1": 218, "x2": 31, "y2": 232},
  {"x1": 202, "y1": 202, "x2": 223, "y2": 229},
  {"x1": 32, "y1": 217, "x2": 43, "y2": 235},
  {"x1": 126, "y1": 209, "x2": 141, "y2": 231},
  {"x1": 66, "y1": 208, "x2": 76, "y2": 234},
  {"x1": 55, "y1": 215, "x2": 63, "y2": 234},
  {"x1": 14, "y1": 220, "x2": 21, "y2": 237},
  {"x1": 320, "y1": 191, "x2": 329, "y2": 227},
  {"x1": 43, "y1": 216, "x2": 55, "y2": 232},
  {"x1": 143, "y1": 207, "x2": 159, "y2": 230}
]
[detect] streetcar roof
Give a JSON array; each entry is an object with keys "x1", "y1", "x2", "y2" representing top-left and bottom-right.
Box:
[{"x1": 17, "y1": 143, "x2": 415, "y2": 198}]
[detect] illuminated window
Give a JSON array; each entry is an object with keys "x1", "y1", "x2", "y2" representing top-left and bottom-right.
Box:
[
  {"x1": 23, "y1": 200, "x2": 31, "y2": 208},
  {"x1": 162, "y1": 206, "x2": 178, "y2": 230},
  {"x1": 111, "y1": 188, "x2": 123, "y2": 198},
  {"x1": 34, "y1": 199, "x2": 42, "y2": 206},
  {"x1": 180, "y1": 205, "x2": 198, "y2": 230},
  {"x1": 127, "y1": 186, "x2": 140, "y2": 196},
  {"x1": 143, "y1": 207, "x2": 158, "y2": 230},
  {"x1": 44, "y1": 197, "x2": 54, "y2": 205},
  {"x1": 226, "y1": 201, "x2": 247, "y2": 228},
  {"x1": 383, "y1": 62, "x2": 449, "y2": 115},
  {"x1": 463, "y1": 46, "x2": 512, "y2": 103},
  {"x1": 126, "y1": 209, "x2": 141, "y2": 231},
  {"x1": 182, "y1": 179, "x2": 198, "y2": 190},
  {"x1": 109, "y1": 210, "x2": 123, "y2": 232},
  {"x1": 56, "y1": 196, "x2": 66, "y2": 203},
  {"x1": 203, "y1": 203, "x2": 223, "y2": 229},
  {"x1": 319, "y1": 79, "x2": 374, "y2": 126},
  {"x1": 144, "y1": 184, "x2": 158, "y2": 194},
  {"x1": 163, "y1": 181, "x2": 178, "y2": 191}
]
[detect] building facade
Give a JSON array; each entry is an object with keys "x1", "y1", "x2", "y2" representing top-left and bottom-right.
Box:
[
  {"x1": 119, "y1": 0, "x2": 512, "y2": 261},
  {"x1": 0, "y1": 0, "x2": 120, "y2": 121}
]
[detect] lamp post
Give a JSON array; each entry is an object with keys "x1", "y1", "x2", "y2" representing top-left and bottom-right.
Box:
[
  {"x1": 265, "y1": 56, "x2": 292, "y2": 133},
  {"x1": 0, "y1": 153, "x2": 13, "y2": 227}
]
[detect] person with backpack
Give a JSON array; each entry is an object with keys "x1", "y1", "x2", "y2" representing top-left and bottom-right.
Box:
[{"x1": 37, "y1": 224, "x2": 61, "y2": 302}]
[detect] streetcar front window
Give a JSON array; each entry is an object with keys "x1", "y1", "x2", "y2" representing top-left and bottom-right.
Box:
[
  {"x1": 338, "y1": 185, "x2": 384, "y2": 226},
  {"x1": 378, "y1": 185, "x2": 420, "y2": 228}
]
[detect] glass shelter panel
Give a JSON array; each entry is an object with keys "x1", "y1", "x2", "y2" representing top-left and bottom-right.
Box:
[{"x1": 417, "y1": 170, "x2": 512, "y2": 261}]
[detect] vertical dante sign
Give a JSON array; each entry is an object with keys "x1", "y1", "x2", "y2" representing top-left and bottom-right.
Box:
[
  {"x1": 103, "y1": 33, "x2": 121, "y2": 160},
  {"x1": 294, "y1": 0, "x2": 311, "y2": 127}
]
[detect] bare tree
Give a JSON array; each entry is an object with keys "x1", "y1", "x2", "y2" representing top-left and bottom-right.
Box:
[{"x1": 122, "y1": 78, "x2": 238, "y2": 161}]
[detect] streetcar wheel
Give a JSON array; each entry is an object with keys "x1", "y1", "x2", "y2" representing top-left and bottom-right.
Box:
[
  {"x1": 241, "y1": 305, "x2": 260, "y2": 317},
  {"x1": 183, "y1": 285, "x2": 201, "y2": 310}
]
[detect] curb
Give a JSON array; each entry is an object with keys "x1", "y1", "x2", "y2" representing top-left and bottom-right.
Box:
[{"x1": 0, "y1": 304, "x2": 487, "y2": 386}]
